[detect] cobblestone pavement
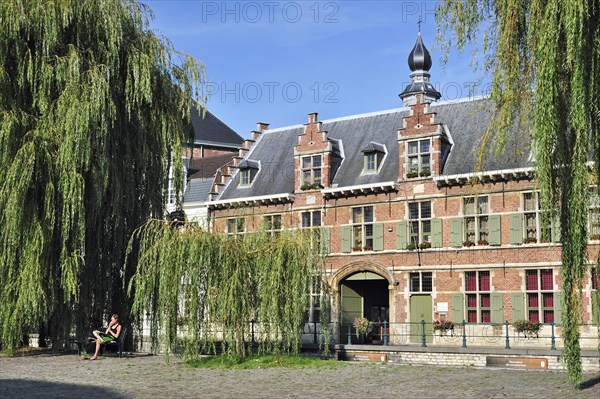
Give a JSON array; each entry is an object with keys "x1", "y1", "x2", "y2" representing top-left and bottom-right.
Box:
[{"x1": 0, "y1": 352, "x2": 598, "y2": 398}]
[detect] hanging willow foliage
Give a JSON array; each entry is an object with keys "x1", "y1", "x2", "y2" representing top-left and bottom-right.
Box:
[
  {"x1": 437, "y1": 0, "x2": 599, "y2": 386},
  {"x1": 0, "y1": 0, "x2": 205, "y2": 353},
  {"x1": 127, "y1": 219, "x2": 327, "y2": 361}
]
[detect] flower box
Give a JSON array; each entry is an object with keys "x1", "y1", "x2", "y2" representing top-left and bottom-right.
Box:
[
  {"x1": 419, "y1": 170, "x2": 431, "y2": 177},
  {"x1": 433, "y1": 320, "x2": 454, "y2": 336},
  {"x1": 523, "y1": 237, "x2": 537, "y2": 244},
  {"x1": 463, "y1": 240, "x2": 475, "y2": 247},
  {"x1": 513, "y1": 320, "x2": 542, "y2": 338},
  {"x1": 406, "y1": 242, "x2": 416, "y2": 251},
  {"x1": 419, "y1": 242, "x2": 431, "y2": 250},
  {"x1": 406, "y1": 171, "x2": 419, "y2": 179}
]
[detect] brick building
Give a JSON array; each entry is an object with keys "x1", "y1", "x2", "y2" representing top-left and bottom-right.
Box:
[
  {"x1": 166, "y1": 107, "x2": 243, "y2": 224},
  {"x1": 204, "y1": 33, "x2": 599, "y2": 345}
]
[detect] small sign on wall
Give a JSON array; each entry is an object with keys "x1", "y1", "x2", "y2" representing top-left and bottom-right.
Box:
[
  {"x1": 436, "y1": 302, "x2": 448, "y2": 314},
  {"x1": 486, "y1": 356, "x2": 548, "y2": 370}
]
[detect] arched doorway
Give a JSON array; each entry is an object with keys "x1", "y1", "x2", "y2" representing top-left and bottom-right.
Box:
[{"x1": 339, "y1": 271, "x2": 389, "y2": 344}]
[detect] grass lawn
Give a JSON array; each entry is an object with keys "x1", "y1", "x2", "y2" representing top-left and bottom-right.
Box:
[{"x1": 187, "y1": 354, "x2": 344, "y2": 370}]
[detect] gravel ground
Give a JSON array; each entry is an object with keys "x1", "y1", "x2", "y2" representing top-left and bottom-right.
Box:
[{"x1": 0, "y1": 352, "x2": 598, "y2": 398}]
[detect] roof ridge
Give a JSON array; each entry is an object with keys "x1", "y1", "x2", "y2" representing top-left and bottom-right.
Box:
[{"x1": 258, "y1": 95, "x2": 489, "y2": 135}]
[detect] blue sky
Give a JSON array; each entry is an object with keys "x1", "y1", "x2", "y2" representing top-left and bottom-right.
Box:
[{"x1": 145, "y1": 1, "x2": 488, "y2": 138}]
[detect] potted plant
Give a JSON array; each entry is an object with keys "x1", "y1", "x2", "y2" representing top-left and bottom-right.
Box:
[
  {"x1": 512, "y1": 320, "x2": 542, "y2": 338},
  {"x1": 419, "y1": 241, "x2": 431, "y2": 250},
  {"x1": 419, "y1": 170, "x2": 431, "y2": 177},
  {"x1": 353, "y1": 317, "x2": 373, "y2": 343},
  {"x1": 433, "y1": 319, "x2": 454, "y2": 336},
  {"x1": 590, "y1": 234, "x2": 600, "y2": 240},
  {"x1": 477, "y1": 239, "x2": 489, "y2": 246},
  {"x1": 523, "y1": 237, "x2": 537, "y2": 244},
  {"x1": 406, "y1": 171, "x2": 419, "y2": 179},
  {"x1": 463, "y1": 240, "x2": 475, "y2": 247},
  {"x1": 300, "y1": 183, "x2": 320, "y2": 191},
  {"x1": 406, "y1": 242, "x2": 416, "y2": 251}
]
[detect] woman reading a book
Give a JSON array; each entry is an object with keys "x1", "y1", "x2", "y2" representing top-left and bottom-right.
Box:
[{"x1": 89, "y1": 314, "x2": 122, "y2": 360}]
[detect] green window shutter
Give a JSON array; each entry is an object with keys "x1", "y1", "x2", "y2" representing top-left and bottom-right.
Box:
[
  {"x1": 396, "y1": 221, "x2": 407, "y2": 250},
  {"x1": 319, "y1": 227, "x2": 330, "y2": 255},
  {"x1": 451, "y1": 293, "x2": 464, "y2": 323},
  {"x1": 341, "y1": 225, "x2": 352, "y2": 253},
  {"x1": 373, "y1": 223, "x2": 384, "y2": 251},
  {"x1": 491, "y1": 293, "x2": 504, "y2": 324},
  {"x1": 450, "y1": 218, "x2": 463, "y2": 247},
  {"x1": 488, "y1": 215, "x2": 501, "y2": 246},
  {"x1": 552, "y1": 216, "x2": 561, "y2": 243},
  {"x1": 554, "y1": 292, "x2": 562, "y2": 326},
  {"x1": 509, "y1": 214, "x2": 523, "y2": 245},
  {"x1": 511, "y1": 293, "x2": 524, "y2": 321},
  {"x1": 592, "y1": 291, "x2": 600, "y2": 326},
  {"x1": 431, "y1": 218, "x2": 442, "y2": 248}
]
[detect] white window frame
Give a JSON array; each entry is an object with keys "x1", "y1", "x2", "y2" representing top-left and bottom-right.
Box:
[
  {"x1": 406, "y1": 138, "x2": 431, "y2": 175},
  {"x1": 522, "y1": 191, "x2": 553, "y2": 243},
  {"x1": 263, "y1": 214, "x2": 283, "y2": 236},
  {"x1": 408, "y1": 201, "x2": 432, "y2": 245},
  {"x1": 409, "y1": 272, "x2": 432, "y2": 293},
  {"x1": 465, "y1": 271, "x2": 491, "y2": 323},
  {"x1": 240, "y1": 169, "x2": 251, "y2": 187},
  {"x1": 301, "y1": 155, "x2": 323, "y2": 186},
  {"x1": 525, "y1": 269, "x2": 555, "y2": 323},
  {"x1": 226, "y1": 217, "x2": 245, "y2": 235},
  {"x1": 352, "y1": 206, "x2": 374, "y2": 251},
  {"x1": 301, "y1": 210, "x2": 322, "y2": 228},
  {"x1": 463, "y1": 196, "x2": 489, "y2": 244}
]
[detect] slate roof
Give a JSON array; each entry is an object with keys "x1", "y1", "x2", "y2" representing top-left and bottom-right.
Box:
[
  {"x1": 188, "y1": 153, "x2": 237, "y2": 179},
  {"x1": 185, "y1": 153, "x2": 238, "y2": 203},
  {"x1": 183, "y1": 177, "x2": 214, "y2": 203},
  {"x1": 191, "y1": 107, "x2": 243, "y2": 147},
  {"x1": 217, "y1": 97, "x2": 533, "y2": 201}
]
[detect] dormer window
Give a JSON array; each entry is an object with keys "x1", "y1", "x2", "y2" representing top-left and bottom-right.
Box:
[
  {"x1": 361, "y1": 142, "x2": 386, "y2": 174},
  {"x1": 365, "y1": 153, "x2": 377, "y2": 172},
  {"x1": 301, "y1": 155, "x2": 322, "y2": 186},
  {"x1": 407, "y1": 139, "x2": 431, "y2": 177},
  {"x1": 240, "y1": 169, "x2": 251, "y2": 186},
  {"x1": 238, "y1": 159, "x2": 260, "y2": 187}
]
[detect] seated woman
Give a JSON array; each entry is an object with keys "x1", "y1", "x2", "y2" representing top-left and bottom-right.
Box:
[{"x1": 89, "y1": 314, "x2": 122, "y2": 360}]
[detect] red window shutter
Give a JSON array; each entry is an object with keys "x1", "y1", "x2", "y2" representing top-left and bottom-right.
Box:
[
  {"x1": 479, "y1": 272, "x2": 490, "y2": 291},
  {"x1": 466, "y1": 272, "x2": 477, "y2": 291},
  {"x1": 526, "y1": 270, "x2": 538, "y2": 290},
  {"x1": 528, "y1": 293, "x2": 539, "y2": 308},
  {"x1": 529, "y1": 310, "x2": 539, "y2": 322},
  {"x1": 481, "y1": 310, "x2": 491, "y2": 323},
  {"x1": 541, "y1": 270, "x2": 553, "y2": 290},
  {"x1": 480, "y1": 294, "x2": 491, "y2": 307},
  {"x1": 467, "y1": 294, "x2": 477, "y2": 307},
  {"x1": 468, "y1": 310, "x2": 477, "y2": 323}
]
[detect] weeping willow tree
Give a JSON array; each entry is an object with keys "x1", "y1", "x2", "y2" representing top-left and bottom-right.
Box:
[
  {"x1": 127, "y1": 219, "x2": 327, "y2": 360},
  {"x1": 437, "y1": 0, "x2": 599, "y2": 385},
  {"x1": 0, "y1": 0, "x2": 205, "y2": 353}
]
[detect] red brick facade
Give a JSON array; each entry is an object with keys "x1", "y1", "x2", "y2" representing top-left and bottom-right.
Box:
[{"x1": 210, "y1": 100, "x2": 600, "y2": 328}]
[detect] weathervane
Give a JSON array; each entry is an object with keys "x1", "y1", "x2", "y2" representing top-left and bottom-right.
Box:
[{"x1": 418, "y1": 15, "x2": 422, "y2": 32}]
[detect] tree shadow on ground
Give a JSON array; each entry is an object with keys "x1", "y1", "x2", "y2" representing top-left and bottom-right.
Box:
[
  {"x1": 579, "y1": 376, "x2": 600, "y2": 390},
  {"x1": 0, "y1": 379, "x2": 125, "y2": 399}
]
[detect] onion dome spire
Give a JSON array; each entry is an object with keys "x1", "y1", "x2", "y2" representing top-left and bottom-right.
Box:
[{"x1": 399, "y1": 29, "x2": 441, "y2": 105}]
